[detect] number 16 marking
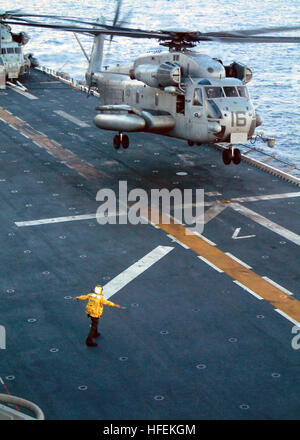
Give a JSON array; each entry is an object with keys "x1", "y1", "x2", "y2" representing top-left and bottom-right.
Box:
[{"x1": 231, "y1": 111, "x2": 247, "y2": 127}]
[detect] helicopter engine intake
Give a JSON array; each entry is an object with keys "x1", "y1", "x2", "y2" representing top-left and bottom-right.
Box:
[
  {"x1": 132, "y1": 62, "x2": 181, "y2": 88},
  {"x1": 11, "y1": 31, "x2": 30, "y2": 45},
  {"x1": 225, "y1": 62, "x2": 253, "y2": 83}
]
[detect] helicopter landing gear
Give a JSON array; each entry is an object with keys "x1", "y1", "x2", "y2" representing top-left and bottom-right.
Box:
[
  {"x1": 187, "y1": 140, "x2": 202, "y2": 147},
  {"x1": 222, "y1": 146, "x2": 241, "y2": 165},
  {"x1": 113, "y1": 134, "x2": 121, "y2": 150},
  {"x1": 232, "y1": 148, "x2": 241, "y2": 165},
  {"x1": 113, "y1": 133, "x2": 130, "y2": 150},
  {"x1": 222, "y1": 148, "x2": 232, "y2": 165},
  {"x1": 122, "y1": 134, "x2": 129, "y2": 149}
]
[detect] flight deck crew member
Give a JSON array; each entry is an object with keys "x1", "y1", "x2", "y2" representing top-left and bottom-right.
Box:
[{"x1": 73, "y1": 285, "x2": 121, "y2": 347}]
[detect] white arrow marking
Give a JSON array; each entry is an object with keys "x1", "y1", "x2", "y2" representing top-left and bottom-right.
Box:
[
  {"x1": 232, "y1": 227, "x2": 256, "y2": 240},
  {"x1": 231, "y1": 203, "x2": 300, "y2": 246},
  {"x1": 103, "y1": 245, "x2": 174, "y2": 300}
]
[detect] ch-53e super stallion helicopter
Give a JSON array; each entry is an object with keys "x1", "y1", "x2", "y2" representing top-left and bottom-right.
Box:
[
  {"x1": 0, "y1": 10, "x2": 38, "y2": 84},
  {"x1": 2, "y1": 3, "x2": 300, "y2": 165}
]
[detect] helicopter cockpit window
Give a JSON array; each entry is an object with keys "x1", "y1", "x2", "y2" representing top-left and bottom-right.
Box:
[
  {"x1": 206, "y1": 100, "x2": 223, "y2": 119},
  {"x1": 205, "y1": 87, "x2": 224, "y2": 99},
  {"x1": 223, "y1": 86, "x2": 239, "y2": 97},
  {"x1": 237, "y1": 86, "x2": 248, "y2": 98},
  {"x1": 193, "y1": 88, "x2": 203, "y2": 106}
]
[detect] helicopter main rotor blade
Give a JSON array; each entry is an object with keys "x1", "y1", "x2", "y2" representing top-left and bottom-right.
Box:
[
  {"x1": 0, "y1": 9, "x2": 23, "y2": 17},
  {"x1": 195, "y1": 34, "x2": 300, "y2": 43},
  {"x1": 2, "y1": 12, "x2": 133, "y2": 30},
  {"x1": 3, "y1": 19, "x2": 170, "y2": 39},
  {"x1": 3, "y1": 17, "x2": 300, "y2": 44},
  {"x1": 5, "y1": 13, "x2": 300, "y2": 37},
  {"x1": 206, "y1": 25, "x2": 300, "y2": 37},
  {"x1": 2, "y1": 20, "x2": 108, "y2": 35}
]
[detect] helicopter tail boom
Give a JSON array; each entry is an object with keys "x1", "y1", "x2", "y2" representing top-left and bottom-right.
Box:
[{"x1": 85, "y1": 29, "x2": 105, "y2": 87}]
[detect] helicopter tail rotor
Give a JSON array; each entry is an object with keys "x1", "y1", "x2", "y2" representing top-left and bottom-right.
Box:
[
  {"x1": 107, "y1": 0, "x2": 132, "y2": 53},
  {"x1": 86, "y1": 1, "x2": 130, "y2": 89}
]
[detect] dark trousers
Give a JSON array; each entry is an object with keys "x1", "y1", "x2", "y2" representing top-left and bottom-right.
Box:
[{"x1": 86, "y1": 315, "x2": 99, "y2": 341}]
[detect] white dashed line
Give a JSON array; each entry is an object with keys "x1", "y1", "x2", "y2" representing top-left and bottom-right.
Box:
[
  {"x1": 275, "y1": 309, "x2": 300, "y2": 327},
  {"x1": 262, "y1": 276, "x2": 294, "y2": 296},
  {"x1": 225, "y1": 252, "x2": 252, "y2": 269},
  {"x1": 198, "y1": 256, "x2": 223, "y2": 273},
  {"x1": 191, "y1": 232, "x2": 216, "y2": 246},
  {"x1": 233, "y1": 280, "x2": 263, "y2": 300},
  {"x1": 167, "y1": 234, "x2": 190, "y2": 249}
]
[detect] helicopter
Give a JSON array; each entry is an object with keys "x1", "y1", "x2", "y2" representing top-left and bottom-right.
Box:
[
  {"x1": 0, "y1": 10, "x2": 39, "y2": 85},
  {"x1": 1, "y1": 3, "x2": 300, "y2": 166}
]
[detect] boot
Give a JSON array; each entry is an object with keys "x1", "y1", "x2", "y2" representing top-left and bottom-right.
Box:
[{"x1": 86, "y1": 337, "x2": 97, "y2": 347}]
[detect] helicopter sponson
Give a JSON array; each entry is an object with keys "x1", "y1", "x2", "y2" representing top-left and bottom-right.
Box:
[{"x1": 94, "y1": 105, "x2": 175, "y2": 133}]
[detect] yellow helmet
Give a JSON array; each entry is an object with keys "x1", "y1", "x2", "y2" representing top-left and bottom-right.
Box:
[{"x1": 94, "y1": 285, "x2": 103, "y2": 295}]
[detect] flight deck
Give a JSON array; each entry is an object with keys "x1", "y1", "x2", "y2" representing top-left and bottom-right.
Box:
[{"x1": 0, "y1": 68, "x2": 299, "y2": 420}]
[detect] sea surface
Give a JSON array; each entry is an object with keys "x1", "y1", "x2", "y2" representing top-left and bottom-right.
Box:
[{"x1": 2, "y1": 0, "x2": 300, "y2": 166}]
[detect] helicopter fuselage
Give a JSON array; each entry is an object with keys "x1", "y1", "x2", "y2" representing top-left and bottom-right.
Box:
[
  {"x1": 93, "y1": 50, "x2": 259, "y2": 146},
  {"x1": 0, "y1": 23, "x2": 31, "y2": 79}
]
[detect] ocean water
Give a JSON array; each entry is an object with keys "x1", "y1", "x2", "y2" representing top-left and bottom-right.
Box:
[{"x1": 2, "y1": 0, "x2": 300, "y2": 166}]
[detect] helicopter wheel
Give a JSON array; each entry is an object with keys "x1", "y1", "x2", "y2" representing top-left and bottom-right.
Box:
[
  {"x1": 233, "y1": 148, "x2": 241, "y2": 165},
  {"x1": 122, "y1": 134, "x2": 129, "y2": 149},
  {"x1": 113, "y1": 134, "x2": 121, "y2": 150},
  {"x1": 187, "y1": 140, "x2": 194, "y2": 147},
  {"x1": 222, "y1": 148, "x2": 232, "y2": 165}
]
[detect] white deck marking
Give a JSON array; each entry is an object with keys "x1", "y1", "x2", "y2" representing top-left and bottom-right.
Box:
[
  {"x1": 103, "y1": 246, "x2": 174, "y2": 299},
  {"x1": 275, "y1": 309, "x2": 300, "y2": 327},
  {"x1": 204, "y1": 203, "x2": 227, "y2": 224},
  {"x1": 205, "y1": 191, "x2": 222, "y2": 197},
  {"x1": 15, "y1": 211, "x2": 127, "y2": 227},
  {"x1": 230, "y1": 203, "x2": 300, "y2": 246},
  {"x1": 53, "y1": 110, "x2": 90, "y2": 127},
  {"x1": 191, "y1": 232, "x2": 216, "y2": 246},
  {"x1": 232, "y1": 227, "x2": 256, "y2": 240},
  {"x1": 15, "y1": 214, "x2": 97, "y2": 227},
  {"x1": 197, "y1": 256, "x2": 223, "y2": 273},
  {"x1": 233, "y1": 280, "x2": 263, "y2": 300},
  {"x1": 167, "y1": 234, "x2": 190, "y2": 249},
  {"x1": 262, "y1": 276, "x2": 294, "y2": 296},
  {"x1": 8, "y1": 86, "x2": 38, "y2": 100},
  {"x1": 225, "y1": 252, "x2": 252, "y2": 269},
  {"x1": 230, "y1": 192, "x2": 300, "y2": 203}
]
